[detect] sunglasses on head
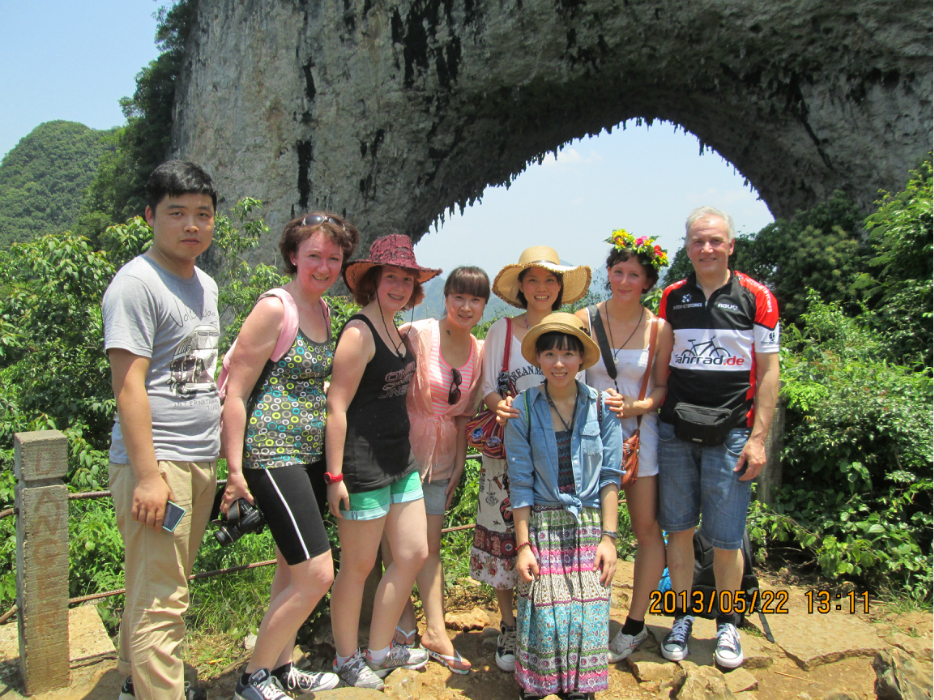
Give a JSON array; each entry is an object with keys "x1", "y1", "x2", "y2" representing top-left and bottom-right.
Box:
[
  {"x1": 301, "y1": 213, "x2": 345, "y2": 230},
  {"x1": 448, "y1": 367, "x2": 462, "y2": 405}
]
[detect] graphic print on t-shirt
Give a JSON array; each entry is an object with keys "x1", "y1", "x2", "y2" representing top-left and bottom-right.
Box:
[
  {"x1": 671, "y1": 330, "x2": 752, "y2": 369},
  {"x1": 380, "y1": 361, "x2": 416, "y2": 398},
  {"x1": 168, "y1": 324, "x2": 219, "y2": 396}
]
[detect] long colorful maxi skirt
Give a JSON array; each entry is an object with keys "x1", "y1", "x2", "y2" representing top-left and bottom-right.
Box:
[{"x1": 515, "y1": 505, "x2": 610, "y2": 696}]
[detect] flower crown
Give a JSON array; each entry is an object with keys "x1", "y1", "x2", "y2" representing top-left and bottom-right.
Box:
[{"x1": 606, "y1": 228, "x2": 669, "y2": 271}]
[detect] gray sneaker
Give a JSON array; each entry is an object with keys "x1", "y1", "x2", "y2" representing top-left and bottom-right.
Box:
[
  {"x1": 235, "y1": 668, "x2": 288, "y2": 700},
  {"x1": 660, "y1": 615, "x2": 694, "y2": 662},
  {"x1": 366, "y1": 642, "x2": 430, "y2": 678},
  {"x1": 333, "y1": 650, "x2": 385, "y2": 690},
  {"x1": 714, "y1": 622, "x2": 744, "y2": 668},
  {"x1": 608, "y1": 626, "x2": 649, "y2": 662}
]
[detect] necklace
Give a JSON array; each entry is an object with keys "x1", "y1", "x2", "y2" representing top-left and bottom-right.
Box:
[
  {"x1": 544, "y1": 381, "x2": 576, "y2": 433},
  {"x1": 605, "y1": 303, "x2": 645, "y2": 362},
  {"x1": 377, "y1": 296, "x2": 406, "y2": 359}
]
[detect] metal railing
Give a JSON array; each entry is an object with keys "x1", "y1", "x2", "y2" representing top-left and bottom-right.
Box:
[{"x1": 1, "y1": 470, "x2": 479, "y2": 625}]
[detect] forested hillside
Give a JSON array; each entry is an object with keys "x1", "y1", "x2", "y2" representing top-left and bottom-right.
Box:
[{"x1": 0, "y1": 121, "x2": 111, "y2": 247}]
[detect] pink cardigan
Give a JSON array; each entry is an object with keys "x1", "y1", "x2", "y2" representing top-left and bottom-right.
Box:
[{"x1": 403, "y1": 319, "x2": 485, "y2": 483}]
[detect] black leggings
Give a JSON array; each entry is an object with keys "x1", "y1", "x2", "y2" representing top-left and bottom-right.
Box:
[{"x1": 243, "y1": 460, "x2": 330, "y2": 565}]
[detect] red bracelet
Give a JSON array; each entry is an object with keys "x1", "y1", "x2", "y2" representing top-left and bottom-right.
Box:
[
  {"x1": 516, "y1": 541, "x2": 531, "y2": 552},
  {"x1": 323, "y1": 472, "x2": 344, "y2": 484}
]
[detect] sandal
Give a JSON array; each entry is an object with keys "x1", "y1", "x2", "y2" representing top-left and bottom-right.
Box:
[
  {"x1": 394, "y1": 626, "x2": 417, "y2": 647},
  {"x1": 419, "y1": 643, "x2": 471, "y2": 674}
]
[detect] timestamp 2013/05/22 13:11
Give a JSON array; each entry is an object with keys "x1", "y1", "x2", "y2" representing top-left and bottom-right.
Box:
[{"x1": 648, "y1": 590, "x2": 873, "y2": 616}]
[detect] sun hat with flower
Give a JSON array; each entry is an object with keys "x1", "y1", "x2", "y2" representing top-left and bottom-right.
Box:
[
  {"x1": 492, "y1": 246, "x2": 592, "y2": 308},
  {"x1": 343, "y1": 234, "x2": 442, "y2": 291}
]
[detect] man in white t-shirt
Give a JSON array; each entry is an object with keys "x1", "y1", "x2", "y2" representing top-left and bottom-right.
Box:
[{"x1": 102, "y1": 161, "x2": 220, "y2": 700}]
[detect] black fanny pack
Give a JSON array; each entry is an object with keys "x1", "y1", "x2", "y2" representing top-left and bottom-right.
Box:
[{"x1": 673, "y1": 403, "x2": 747, "y2": 446}]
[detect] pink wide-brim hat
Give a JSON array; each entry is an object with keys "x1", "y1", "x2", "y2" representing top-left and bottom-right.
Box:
[{"x1": 343, "y1": 234, "x2": 442, "y2": 291}]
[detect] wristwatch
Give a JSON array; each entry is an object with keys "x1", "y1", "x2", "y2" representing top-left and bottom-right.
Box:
[{"x1": 323, "y1": 472, "x2": 344, "y2": 485}]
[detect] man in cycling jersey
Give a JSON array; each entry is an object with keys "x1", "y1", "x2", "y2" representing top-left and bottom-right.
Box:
[{"x1": 655, "y1": 206, "x2": 780, "y2": 669}]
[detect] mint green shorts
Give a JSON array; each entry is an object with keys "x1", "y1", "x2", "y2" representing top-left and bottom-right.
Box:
[{"x1": 340, "y1": 470, "x2": 423, "y2": 521}]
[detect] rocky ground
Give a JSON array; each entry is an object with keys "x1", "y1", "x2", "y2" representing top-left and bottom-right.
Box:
[{"x1": 1, "y1": 562, "x2": 931, "y2": 699}]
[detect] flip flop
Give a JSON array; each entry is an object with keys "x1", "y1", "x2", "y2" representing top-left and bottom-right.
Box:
[
  {"x1": 395, "y1": 626, "x2": 417, "y2": 647},
  {"x1": 419, "y1": 644, "x2": 471, "y2": 674}
]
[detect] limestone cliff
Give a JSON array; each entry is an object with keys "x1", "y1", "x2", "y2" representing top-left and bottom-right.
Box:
[{"x1": 171, "y1": 0, "x2": 932, "y2": 251}]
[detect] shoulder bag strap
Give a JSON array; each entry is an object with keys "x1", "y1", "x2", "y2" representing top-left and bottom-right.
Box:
[
  {"x1": 258, "y1": 288, "x2": 300, "y2": 362},
  {"x1": 634, "y1": 317, "x2": 660, "y2": 432},
  {"x1": 589, "y1": 303, "x2": 617, "y2": 381},
  {"x1": 503, "y1": 316, "x2": 512, "y2": 374},
  {"x1": 524, "y1": 389, "x2": 531, "y2": 441}
]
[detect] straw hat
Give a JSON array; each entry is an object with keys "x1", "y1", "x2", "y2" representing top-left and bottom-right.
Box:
[
  {"x1": 344, "y1": 234, "x2": 441, "y2": 291},
  {"x1": 492, "y1": 246, "x2": 591, "y2": 308},
  {"x1": 520, "y1": 312, "x2": 601, "y2": 370}
]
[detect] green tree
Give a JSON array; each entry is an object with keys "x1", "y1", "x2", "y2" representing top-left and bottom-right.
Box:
[
  {"x1": 77, "y1": 0, "x2": 199, "y2": 240},
  {"x1": 663, "y1": 193, "x2": 867, "y2": 326},
  {"x1": 0, "y1": 198, "x2": 291, "y2": 610},
  {"x1": 0, "y1": 121, "x2": 111, "y2": 247},
  {"x1": 856, "y1": 159, "x2": 933, "y2": 368}
]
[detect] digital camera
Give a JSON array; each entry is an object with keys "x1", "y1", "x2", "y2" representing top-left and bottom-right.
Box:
[{"x1": 212, "y1": 498, "x2": 265, "y2": 546}]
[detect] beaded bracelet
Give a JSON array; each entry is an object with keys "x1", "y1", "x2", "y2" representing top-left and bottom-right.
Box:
[{"x1": 516, "y1": 541, "x2": 532, "y2": 552}]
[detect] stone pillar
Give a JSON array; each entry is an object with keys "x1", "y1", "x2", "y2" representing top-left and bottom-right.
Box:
[
  {"x1": 14, "y1": 430, "x2": 70, "y2": 694},
  {"x1": 756, "y1": 399, "x2": 785, "y2": 507}
]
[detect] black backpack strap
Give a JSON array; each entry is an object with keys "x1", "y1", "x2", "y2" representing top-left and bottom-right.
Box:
[{"x1": 588, "y1": 304, "x2": 617, "y2": 381}]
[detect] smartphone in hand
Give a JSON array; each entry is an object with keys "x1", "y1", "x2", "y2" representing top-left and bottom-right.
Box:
[{"x1": 163, "y1": 500, "x2": 186, "y2": 533}]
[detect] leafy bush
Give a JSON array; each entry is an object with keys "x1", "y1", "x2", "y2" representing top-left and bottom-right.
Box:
[{"x1": 753, "y1": 290, "x2": 932, "y2": 600}]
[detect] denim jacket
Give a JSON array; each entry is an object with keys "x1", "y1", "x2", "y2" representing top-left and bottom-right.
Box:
[{"x1": 505, "y1": 380, "x2": 623, "y2": 520}]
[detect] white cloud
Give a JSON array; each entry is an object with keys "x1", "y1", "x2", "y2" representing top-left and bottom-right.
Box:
[{"x1": 685, "y1": 187, "x2": 756, "y2": 207}]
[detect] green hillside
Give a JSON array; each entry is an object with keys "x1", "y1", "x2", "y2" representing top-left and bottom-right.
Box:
[{"x1": 0, "y1": 121, "x2": 112, "y2": 247}]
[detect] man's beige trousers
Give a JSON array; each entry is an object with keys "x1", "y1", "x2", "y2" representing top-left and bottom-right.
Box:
[{"x1": 110, "y1": 460, "x2": 216, "y2": 700}]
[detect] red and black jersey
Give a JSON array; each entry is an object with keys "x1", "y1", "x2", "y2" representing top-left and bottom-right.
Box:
[{"x1": 659, "y1": 270, "x2": 779, "y2": 428}]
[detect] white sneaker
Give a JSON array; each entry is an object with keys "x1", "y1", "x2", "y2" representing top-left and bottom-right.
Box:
[
  {"x1": 714, "y1": 622, "x2": 744, "y2": 668},
  {"x1": 660, "y1": 615, "x2": 694, "y2": 661},
  {"x1": 495, "y1": 622, "x2": 517, "y2": 672},
  {"x1": 274, "y1": 663, "x2": 341, "y2": 695},
  {"x1": 608, "y1": 626, "x2": 649, "y2": 662}
]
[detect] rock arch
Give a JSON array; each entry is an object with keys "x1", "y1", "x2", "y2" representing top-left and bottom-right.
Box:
[{"x1": 171, "y1": 0, "x2": 932, "y2": 250}]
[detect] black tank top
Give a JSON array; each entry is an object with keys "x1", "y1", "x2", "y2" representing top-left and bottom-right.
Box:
[{"x1": 339, "y1": 314, "x2": 418, "y2": 492}]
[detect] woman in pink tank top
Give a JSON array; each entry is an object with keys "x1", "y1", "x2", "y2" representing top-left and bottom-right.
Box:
[{"x1": 383, "y1": 267, "x2": 490, "y2": 673}]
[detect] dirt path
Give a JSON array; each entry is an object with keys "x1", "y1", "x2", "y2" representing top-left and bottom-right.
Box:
[{"x1": 1, "y1": 562, "x2": 930, "y2": 699}]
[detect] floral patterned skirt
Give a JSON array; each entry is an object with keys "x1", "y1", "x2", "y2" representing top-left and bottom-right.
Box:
[
  {"x1": 469, "y1": 456, "x2": 517, "y2": 590},
  {"x1": 515, "y1": 506, "x2": 610, "y2": 696}
]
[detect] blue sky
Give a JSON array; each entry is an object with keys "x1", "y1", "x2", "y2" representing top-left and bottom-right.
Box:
[
  {"x1": 1, "y1": 1, "x2": 773, "y2": 278},
  {"x1": 0, "y1": 1, "x2": 170, "y2": 161}
]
